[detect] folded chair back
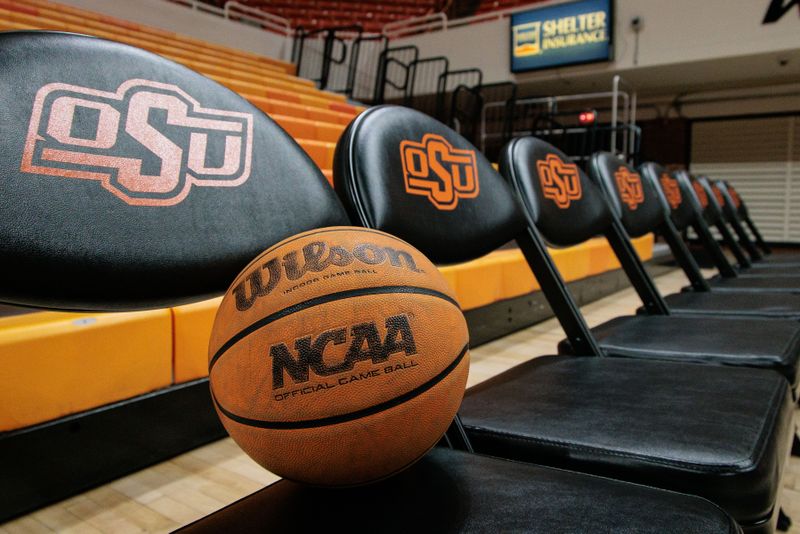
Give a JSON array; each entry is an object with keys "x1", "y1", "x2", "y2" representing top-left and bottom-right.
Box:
[
  {"x1": 695, "y1": 176, "x2": 752, "y2": 268},
  {"x1": 499, "y1": 139, "x2": 613, "y2": 246},
  {"x1": 725, "y1": 181, "x2": 772, "y2": 254},
  {"x1": 592, "y1": 157, "x2": 712, "y2": 292},
  {"x1": 589, "y1": 153, "x2": 665, "y2": 238},
  {"x1": 714, "y1": 180, "x2": 763, "y2": 261},
  {"x1": 333, "y1": 105, "x2": 528, "y2": 264},
  {"x1": 646, "y1": 164, "x2": 695, "y2": 232}
]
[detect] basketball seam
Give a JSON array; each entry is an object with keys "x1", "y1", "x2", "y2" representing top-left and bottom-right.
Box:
[
  {"x1": 208, "y1": 285, "x2": 461, "y2": 373},
  {"x1": 211, "y1": 343, "x2": 468, "y2": 430}
]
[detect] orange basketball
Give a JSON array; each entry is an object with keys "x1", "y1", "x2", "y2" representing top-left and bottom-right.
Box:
[{"x1": 208, "y1": 226, "x2": 470, "y2": 486}]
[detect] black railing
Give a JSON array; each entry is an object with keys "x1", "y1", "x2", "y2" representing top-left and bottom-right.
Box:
[
  {"x1": 291, "y1": 26, "x2": 639, "y2": 165},
  {"x1": 293, "y1": 26, "x2": 388, "y2": 97}
]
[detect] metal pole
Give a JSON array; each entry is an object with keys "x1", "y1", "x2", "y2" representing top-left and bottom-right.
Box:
[
  {"x1": 629, "y1": 91, "x2": 638, "y2": 160},
  {"x1": 611, "y1": 75, "x2": 619, "y2": 154}
]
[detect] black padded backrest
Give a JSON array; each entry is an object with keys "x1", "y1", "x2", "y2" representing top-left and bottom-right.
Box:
[
  {"x1": 499, "y1": 137, "x2": 612, "y2": 247},
  {"x1": 640, "y1": 163, "x2": 694, "y2": 231},
  {"x1": 672, "y1": 171, "x2": 709, "y2": 224},
  {"x1": 725, "y1": 180, "x2": 749, "y2": 218},
  {"x1": 695, "y1": 176, "x2": 724, "y2": 221},
  {"x1": 714, "y1": 180, "x2": 739, "y2": 217},
  {"x1": 588, "y1": 153, "x2": 665, "y2": 238},
  {"x1": 333, "y1": 105, "x2": 527, "y2": 264},
  {"x1": 0, "y1": 32, "x2": 349, "y2": 310}
]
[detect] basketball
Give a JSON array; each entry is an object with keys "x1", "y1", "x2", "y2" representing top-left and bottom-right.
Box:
[{"x1": 208, "y1": 226, "x2": 470, "y2": 486}]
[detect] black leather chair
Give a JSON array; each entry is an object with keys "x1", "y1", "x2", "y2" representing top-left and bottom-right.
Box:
[
  {"x1": 629, "y1": 161, "x2": 800, "y2": 319},
  {"x1": 696, "y1": 177, "x2": 799, "y2": 278},
  {"x1": 330, "y1": 105, "x2": 791, "y2": 533},
  {"x1": 2, "y1": 32, "x2": 740, "y2": 533},
  {"x1": 712, "y1": 180, "x2": 800, "y2": 272},
  {"x1": 492, "y1": 143, "x2": 800, "y2": 394},
  {"x1": 663, "y1": 172, "x2": 800, "y2": 293},
  {"x1": 724, "y1": 181, "x2": 800, "y2": 265}
]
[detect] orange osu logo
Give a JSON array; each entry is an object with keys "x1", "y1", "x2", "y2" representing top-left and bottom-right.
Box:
[
  {"x1": 537, "y1": 154, "x2": 581, "y2": 209},
  {"x1": 21, "y1": 79, "x2": 254, "y2": 206},
  {"x1": 729, "y1": 186, "x2": 742, "y2": 208},
  {"x1": 659, "y1": 173, "x2": 682, "y2": 209},
  {"x1": 711, "y1": 185, "x2": 726, "y2": 207},
  {"x1": 400, "y1": 133, "x2": 479, "y2": 210},
  {"x1": 614, "y1": 167, "x2": 645, "y2": 210},
  {"x1": 692, "y1": 181, "x2": 709, "y2": 208}
]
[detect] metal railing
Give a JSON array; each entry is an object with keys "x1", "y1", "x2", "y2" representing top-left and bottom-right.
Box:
[
  {"x1": 224, "y1": 1, "x2": 292, "y2": 35},
  {"x1": 293, "y1": 26, "x2": 365, "y2": 92},
  {"x1": 480, "y1": 76, "x2": 640, "y2": 165},
  {"x1": 168, "y1": 0, "x2": 292, "y2": 36}
]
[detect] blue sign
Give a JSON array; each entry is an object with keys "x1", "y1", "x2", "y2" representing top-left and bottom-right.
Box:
[{"x1": 510, "y1": 0, "x2": 613, "y2": 73}]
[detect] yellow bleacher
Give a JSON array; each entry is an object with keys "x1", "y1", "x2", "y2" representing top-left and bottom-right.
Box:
[{"x1": 0, "y1": 1, "x2": 654, "y2": 433}]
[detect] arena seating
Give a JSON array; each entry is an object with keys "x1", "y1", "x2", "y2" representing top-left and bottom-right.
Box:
[
  {"x1": 0, "y1": 0, "x2": 650, "y2": 440},
  {"x1": 240, "y1": 0, "x2": 441, "y2": 33},
  {"x1": 472, "y1": 0, "x2": 547, "y2": 16}
]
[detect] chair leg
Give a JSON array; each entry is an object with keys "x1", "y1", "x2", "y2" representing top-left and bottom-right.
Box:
[
  {"x1": 778, "y1": 508, "x2": 792, "y2": 531},
  {"x1": 792, "y1": 432, "x2": 800, "y2": 457}
]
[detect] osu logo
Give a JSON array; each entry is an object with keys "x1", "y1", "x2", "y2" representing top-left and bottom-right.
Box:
[
  {"x1": 692, "y1": 181, "x2": 709, "y2": 208},
  {"x1": 711, "y1": 185, "x2": 726, "y2": 207},
  {"x1": 729, "y1": 186, "x2": 742, "y2": 208},
  {"x1": 270, "y1": 314, "x2": 417, "y2": 390},
  {"x1": 21, "y1": 79, "x2": 254, "y2": 206},
  {"x1": 400, "y1": 133, "x2": 479, "y2": 210},
  {"x1": 537, "y1": 154, "x2": 582, "y2": 209},
  {"x1": 614, "y1": 167, "x2": 645, "y2": 210},
  {"x1": 659, "y1": 173, "x2": 682, "y2": 209}
]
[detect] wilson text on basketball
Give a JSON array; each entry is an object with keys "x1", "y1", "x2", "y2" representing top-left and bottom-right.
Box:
[{"x1": 233, "y1": 241, "x2": 423, "y2": 311}]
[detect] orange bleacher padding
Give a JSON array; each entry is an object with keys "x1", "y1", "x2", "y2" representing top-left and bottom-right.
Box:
[
  {"x1": 170, "y1": 234, "x2": 654, "y2": 386},
  {"x1": 272, "y1": 114, "x2": 345, "y2": 143},
  {"x1": 444, "y1": 252, "x2": 508, "y2": 311},
  {"x1": 299, "y1": 139, "x2": 337, "y2": 169},
  {"x1": 3, "y1": 4, "x2": 271, "y2": 77},
  {"x1": 0, "y1": 6, "x2": 314, "y2": 91},
  {"x1": 631, "y1": 235, "x2": 653, "y2": 260},
  {"x1": 439, "y1": 235, "x2": 652, "y2": 311},
  {"x1": 210, "y1": 77, "x2": 344, "y2": 109},
  {"x1": 0, "y1": 309, "x2": 172, "y2": 432},
  {"x1": 172, "y1": 298, "x2": 223, "y2": 384},
  {"x1": 328, "y1": 101, "x2": 358, "y2": 114},
  {"x1": 17, "y1": 0, "x2": 295, "y2": 74},
  {"x1": 248, "y1": 96, "x2": 356, "y2": 125}
]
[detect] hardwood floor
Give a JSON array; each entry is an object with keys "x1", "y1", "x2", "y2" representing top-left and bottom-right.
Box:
[{"x1": 3, "y1": 267, "x2": 798, "y2": 533}]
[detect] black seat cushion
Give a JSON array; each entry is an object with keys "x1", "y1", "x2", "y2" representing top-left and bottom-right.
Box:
[
  {"x1": 178, "y1": 447, "x2": 740, "y2": 533},
  {"x1": 461, "y1": 356, "x2": 792, "y2": 524},
  {"x1": 660, "y1": 291, "x2": 800, "y2": 320},
  {"x1": 737, "y1": 265, "x2": 800, "y2": 277},
  {"x1": 707, "y1": 276, "x2": 800, "y2": 293},
  {"x1": 759, "y1": 251, "x2": 800, "y2": 265},
  {"x1": 559, "y1": 316, "x2": 800, "y2": 388},
  {"x1": 744, "y1": 258, "x2": 800, "y2": 270}
]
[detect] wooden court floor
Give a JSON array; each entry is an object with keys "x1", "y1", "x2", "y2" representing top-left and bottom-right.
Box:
[{"x1": 3, "y1": 267, "x2": 799, "y2": 533}]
